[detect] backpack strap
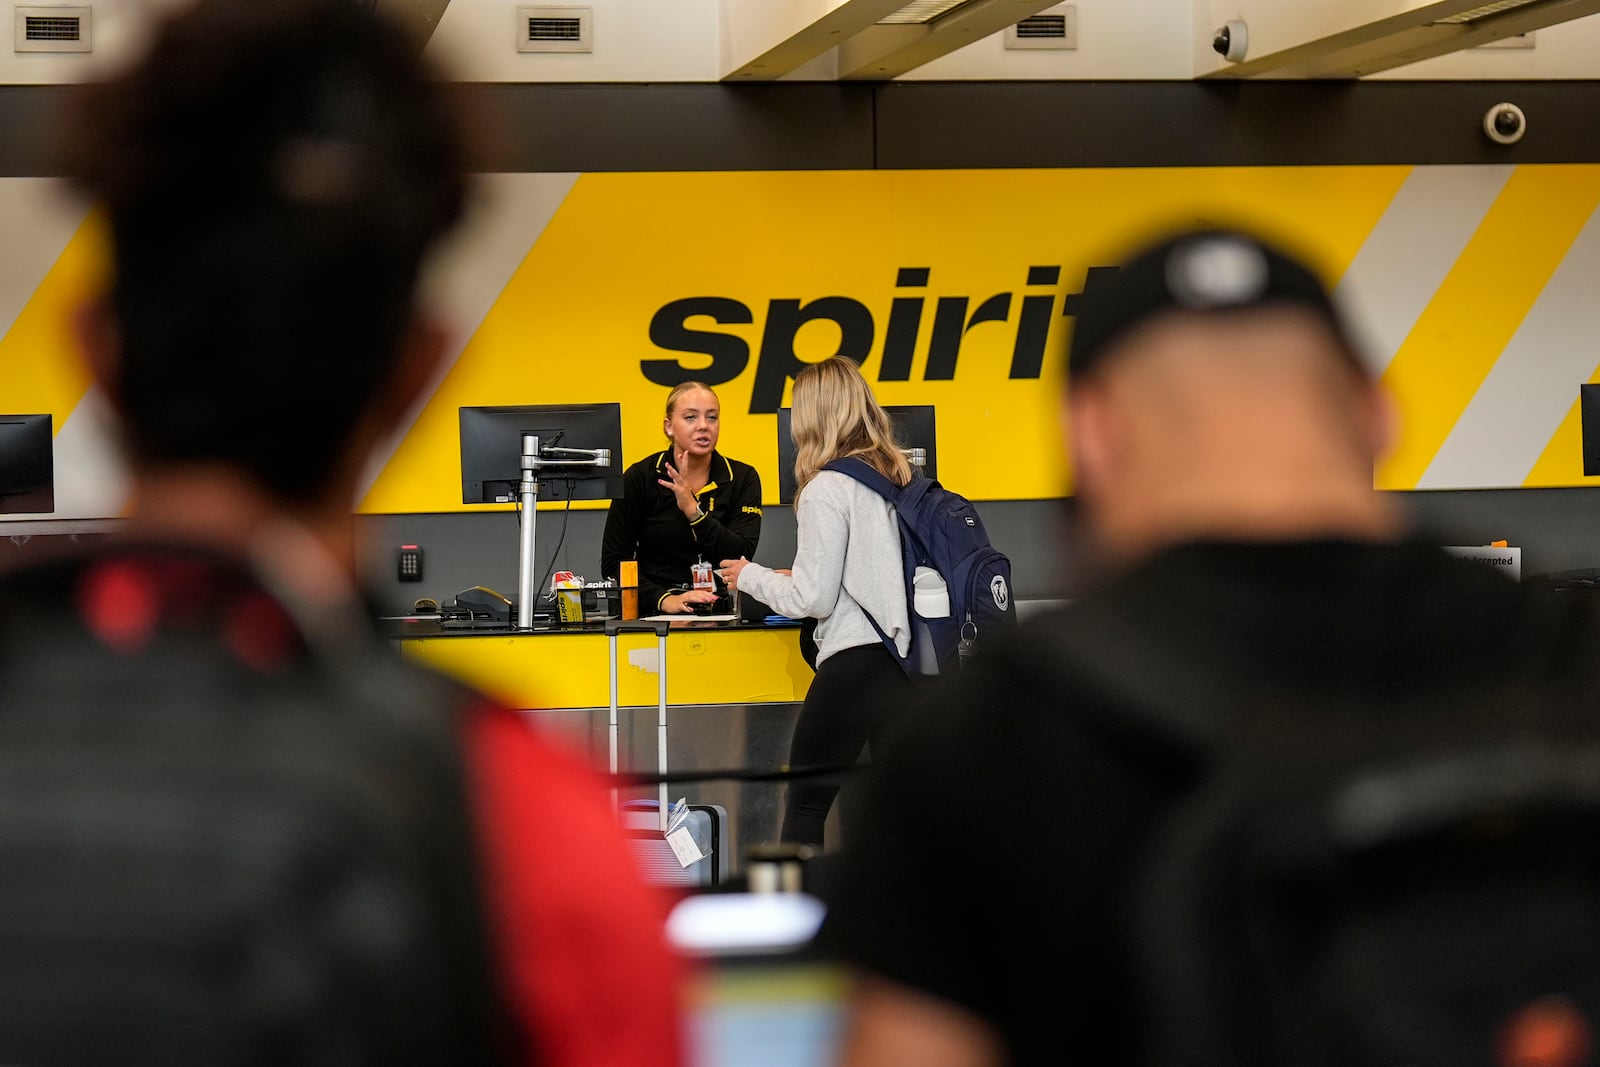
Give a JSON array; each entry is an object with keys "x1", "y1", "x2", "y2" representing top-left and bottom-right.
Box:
[{"x1": 822, "y1": 456, "x2": 895, "y2": 499}]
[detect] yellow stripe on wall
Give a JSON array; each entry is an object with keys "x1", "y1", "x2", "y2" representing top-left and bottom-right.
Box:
[
  {"x1": 0, "y1": 209, "x2": 107, "y2": 428},
  {"x1": 1376, "y1": 168, "x2": 1600, "y2": 490},
  {"x1": 1525, "y1": 393, "x2": 1586, "y2": 487}
]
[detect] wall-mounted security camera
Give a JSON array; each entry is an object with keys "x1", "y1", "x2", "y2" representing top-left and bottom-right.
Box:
[
  {"x1": 1483, "y1": 102, "x2": 1527, "y2": 145},
  {"x1": 1211, "y1": 19, "x2": 1248, "y2": 63}
]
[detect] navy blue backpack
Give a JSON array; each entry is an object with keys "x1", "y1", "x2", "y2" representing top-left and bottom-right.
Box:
[{"x1": 823, "y1": 457, "x2": 1017, "y2": 678}]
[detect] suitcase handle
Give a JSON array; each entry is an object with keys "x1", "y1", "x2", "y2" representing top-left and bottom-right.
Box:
[
  {"x1": 606, "y1": 618, "x2": 671, "y2": 829},
  {"x1": 605, "y1": 619, "x2": 672, "y2": 638}
]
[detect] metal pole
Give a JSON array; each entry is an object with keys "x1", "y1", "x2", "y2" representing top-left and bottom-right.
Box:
[
  {"x1": 516, "y1": 432, "x2": 540, "y2": 631},
  {"x1": 609, "y1": 626, "x2": 620, "y2": 818},
  {"x1": 657, "y1": 629, "x2": 669, "y2": 831}
]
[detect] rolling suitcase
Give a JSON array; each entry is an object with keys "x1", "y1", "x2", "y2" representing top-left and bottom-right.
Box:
[
  {"x1": 606, "y1": 619, "x2": 727, "y2": 887},
  {"x1": 621, "y1": 798, "x2": 727, "y2": 888}
]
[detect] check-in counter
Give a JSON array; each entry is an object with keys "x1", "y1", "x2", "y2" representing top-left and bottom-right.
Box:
[{"x1": 395, "y1": 619, "x2": 815, "y2": 879}]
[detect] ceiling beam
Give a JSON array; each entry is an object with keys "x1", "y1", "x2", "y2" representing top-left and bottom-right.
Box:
[
  {"x1": 373, "y1": 0, "x2": 452, "y2": 50},
  {"x1": 837, "y1": 0, "x2": 1067, "y2": 80},
  {"x1": 722, "y1": 0, "x2": 1065, "y2": 82},
  {"x1": 1197, "y1": 0, "x2": 1600, "y2": 79},
  {"x1": 723, "y1": 0, "x2": 911, "y2": 82}
]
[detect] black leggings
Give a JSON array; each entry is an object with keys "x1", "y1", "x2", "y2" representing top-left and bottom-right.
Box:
[{"x1": 780, "y1": 641, "x2": 911, "y2": 849}]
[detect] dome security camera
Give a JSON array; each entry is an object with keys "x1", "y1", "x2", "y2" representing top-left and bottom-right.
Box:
[
  {"x1": 1211, "y1": 19, "x2": 1248, "y2": 63},
  {"x1": 1483, "y1": 102, "x2": 1527, "y2": 145}
]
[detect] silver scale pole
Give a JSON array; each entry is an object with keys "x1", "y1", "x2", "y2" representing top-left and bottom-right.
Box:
[{"x1": 514, "y1": 432, "x2": 611, "y2": 631}]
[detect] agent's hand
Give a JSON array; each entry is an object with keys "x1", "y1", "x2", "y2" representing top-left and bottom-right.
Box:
[
  {"x1": 664, "y1": 589, "x2": 719, "y2": 614},
  {"x1": 718, "y1": 557, "x2": 751, "y2": 592},
  {"x1": 658, "y1": 450, "x2": 701, "y2": 521}
]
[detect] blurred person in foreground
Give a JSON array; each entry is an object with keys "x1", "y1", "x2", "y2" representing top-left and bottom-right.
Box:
[
  {"x1": 813, "y1": 225, "x2": 1600, "y2": 1066},
  {"x1": 0, "y1": 1, "x2": 684, "y2": 1063}
]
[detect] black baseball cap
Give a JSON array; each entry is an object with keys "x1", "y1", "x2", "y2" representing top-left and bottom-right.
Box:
[{"x1": 1066, "y1": 227, "x2": 1362, "y2": 378}]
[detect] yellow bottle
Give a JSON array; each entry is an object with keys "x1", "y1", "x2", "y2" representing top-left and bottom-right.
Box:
[{"x1": 620, "y1": 560, "x2": 639, "y2": 620}]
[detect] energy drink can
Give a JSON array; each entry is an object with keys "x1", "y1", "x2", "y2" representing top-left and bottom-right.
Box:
[{"x1": 554, "y1": 570, "x2": 584, "y2": 625}]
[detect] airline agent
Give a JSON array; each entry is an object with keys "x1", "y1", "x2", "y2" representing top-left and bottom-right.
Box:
[{"x1": 601, "y1": 382, "x2": 763, "y2": 614}]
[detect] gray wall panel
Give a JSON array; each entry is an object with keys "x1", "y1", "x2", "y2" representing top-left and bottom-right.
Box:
[
  {"x1": 358, "y1": 488, "x2": 1600, "y2": 617},
  {"x1": 12, "y1": 80, "x2": 1598, "y2": 177}
]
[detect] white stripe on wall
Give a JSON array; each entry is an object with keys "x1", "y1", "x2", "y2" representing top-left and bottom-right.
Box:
[
  {"x1": 357, "y1": 171, "x2": 583, "y2": 498},
  {"x1": 1418, "y1": 200, "x2": 1600, "y2": 490},
  {"x1": 1332, "y1": 164, "x2": 1514, "y2": 377},
  {"x1": 53, "y1": 385, "x2": 130, "y2": 519},
  {"x1": 0, "y1": 177, "x2": 88, "y2": 343}
]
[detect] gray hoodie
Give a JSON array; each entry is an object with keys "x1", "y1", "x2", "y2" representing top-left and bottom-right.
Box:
[{"x1": 738, "y1": 470, "x2": 910, "y2": 668}]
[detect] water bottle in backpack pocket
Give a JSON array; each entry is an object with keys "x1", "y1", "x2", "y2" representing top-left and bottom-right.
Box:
[{"x1": 911, "y1": 566, "x2": 950, "y2": 675}]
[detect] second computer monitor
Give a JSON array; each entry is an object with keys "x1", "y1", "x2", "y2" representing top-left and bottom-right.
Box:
[{"x1": 774, "y1": 405, "x2": 936, "y2": 505}]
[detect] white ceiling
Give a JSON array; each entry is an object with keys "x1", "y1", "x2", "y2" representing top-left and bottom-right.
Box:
[
  {"x1": 717, "y1": 0, "x2": 1600, "y2": 81},
  {"x1": 4, "y1": 0, "x2": 1600, "y2": 86}
]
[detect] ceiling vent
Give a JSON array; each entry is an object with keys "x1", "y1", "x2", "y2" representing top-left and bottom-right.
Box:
[
  {"x1": 516, "y1": 5, "x2": 591, "y2": 53},
  {"x1": 14, "y1": 5, "x2": 91, "y2": 53},
  {"x1": 877, "y1": 0, "x2": 980, "y2": 25},
  {"x1": 1005, "y1": 4, "x2": 1075, "y2": 50}
]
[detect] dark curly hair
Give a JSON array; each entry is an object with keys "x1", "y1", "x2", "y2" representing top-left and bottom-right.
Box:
[{"x1": 55, "y1": 0, "x2": 468, "y2": 503}]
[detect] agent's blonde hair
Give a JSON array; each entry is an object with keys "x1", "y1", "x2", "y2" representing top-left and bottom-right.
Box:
[
  {"x1": 663, "y1": 381, "x2": 718, "y2": 441},
  {"x1": 790, "y1": 357, "x2": 911, "y2": 500}
]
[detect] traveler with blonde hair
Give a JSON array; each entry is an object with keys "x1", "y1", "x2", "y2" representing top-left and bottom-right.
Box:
[{"x1": 721, "y1": 357, "x2": 913, "y2": 848}]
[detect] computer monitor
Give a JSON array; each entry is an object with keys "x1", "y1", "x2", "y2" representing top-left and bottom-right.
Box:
[
  {"x1": 0, "y1": 413, "x2": 54, "y2": 515},
  {"x1": 459, "y1": 403, "x2": 625, "y2": 504},
  {"x1": 1582, "y1": 384, "x2": 1600, "y2": 477},
  {"x1": 774, "y1": 405, "x2": 937, "y2": 505}
]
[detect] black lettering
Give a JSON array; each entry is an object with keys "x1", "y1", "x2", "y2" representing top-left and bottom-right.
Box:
[
  {"x1": 880, "y1": 268, "x2": 929, "y2": 382},
  {"x1": 1061, "y1": 266, "x2": 1121, "y2": 319},
  {"x1": 925, "y1": 292, "x2": 1010, "y2": 381},
  {"x1": 1009, "y1": 266, "x2": 1061, "y2": 379},
  {"x1": 642, "y1": 297, "x2": 753, "y2": 388},
  {"x1": 750, "y1": 296, "x2": 874, "y2": 414}
]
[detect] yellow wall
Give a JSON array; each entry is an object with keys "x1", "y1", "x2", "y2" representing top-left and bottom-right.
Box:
[{"x1": 10, "y1": 164, "x2": 1600, "y2": 520}]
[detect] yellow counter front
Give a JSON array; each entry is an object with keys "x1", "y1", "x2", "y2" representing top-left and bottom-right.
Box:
[{"x1": 395, "y1": 620, "x2": 813, "y2": 712}]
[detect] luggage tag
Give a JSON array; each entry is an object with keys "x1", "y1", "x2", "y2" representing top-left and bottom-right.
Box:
[{"x1": 664, "y1": 796, "x2": 708, "y2": 868}]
